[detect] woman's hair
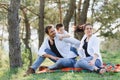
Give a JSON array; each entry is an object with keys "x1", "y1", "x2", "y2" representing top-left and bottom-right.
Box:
[
  {"x1": 75, "y1": 23, "x2": 92, "y2": 32},
  {"x1": 75, "y1": 24, "x2": 84, "y2": 32},
  {"x1": 83, "y1": 23, "x2": 92, "y2": 31}
]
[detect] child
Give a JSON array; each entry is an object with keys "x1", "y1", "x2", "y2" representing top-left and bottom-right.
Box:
[
  {"x1": 55, "y1": 24, "x2": 80, "y2": 55},
  {"x1": 56, "y1": 24, "x2": 70, "y2": 40}
]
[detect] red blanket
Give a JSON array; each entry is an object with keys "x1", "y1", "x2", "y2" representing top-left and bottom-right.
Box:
[{"x1": 37, "y1": 63, "x2": 120, "y2": 74}]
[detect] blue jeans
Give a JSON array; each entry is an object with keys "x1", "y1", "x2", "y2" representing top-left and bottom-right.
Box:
[
  {"x1": 31, "y1": 48, "x2": 77, "y2": 71},
  {"x1": 70, "y1": 47, "x2": 79, "y2": 56},
  {"x1": 48, "y1": 58, "x2": 76, "y2": 70},
  {"x1": 74, "y1": 56, "x2": 101, "y2": 71}
]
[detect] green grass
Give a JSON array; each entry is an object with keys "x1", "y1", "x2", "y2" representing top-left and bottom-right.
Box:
[
  {"x1": 0, "y1": 67, "x2": 120, "y2": 80},
  {"x1": 0, "y1": 50, "x2": 120, "y2": 80}
]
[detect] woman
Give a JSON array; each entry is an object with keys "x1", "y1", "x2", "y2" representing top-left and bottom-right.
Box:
[{"x1": 75, "y1": 23, "x2": 106, "y2": 74}]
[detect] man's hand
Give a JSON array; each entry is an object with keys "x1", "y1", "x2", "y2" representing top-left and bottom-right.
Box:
[
  {"x1": 51, "y1": 56, "x2": 60, "y2": 61},
  {"x1": 43, "y1": 54, "x2": 60, "y2": 61}
]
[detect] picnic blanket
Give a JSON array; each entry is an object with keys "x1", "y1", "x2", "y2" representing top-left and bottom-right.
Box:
[{"x1": 37, "y1": 63, "x2": 120, "y2": 74}]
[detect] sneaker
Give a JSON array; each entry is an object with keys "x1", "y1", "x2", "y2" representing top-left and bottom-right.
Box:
[{"x1": 23, "y1": 67, "x2": 35, "y2": 77}]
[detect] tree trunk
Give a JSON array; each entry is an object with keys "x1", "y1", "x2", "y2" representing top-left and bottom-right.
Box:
[
  {"x1": 63, "y1": 0, "x2": 76, "y2": 31},
  {"x1": 8, "y1": 0, "x2": 22, "y2": 68},
  {"x1": 58, "y1": 0, "x2": 62, "y2": 23},
  {"x1": 38, "y1": 0, "x2": 45, "y2": 48},
  {"x1": 21, "y1": 7, "x2": 32, "y2": 66},
  {"x1": 91, "y1": 0, "x2": 96, "y2": 25},
  {"x1": 77, "y1": 0, "x2": 82, "y2": 25},
  {"x1": 75, "y1": 0, "x2": 90, "y2": 40},
  {"x1": 79, "y1": 0, "x2": 90, "y2": 24}
]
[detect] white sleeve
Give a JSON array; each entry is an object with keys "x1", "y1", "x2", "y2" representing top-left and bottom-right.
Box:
[
  {"x1": 92, "y1": 37, "x2": 100, "y2": 56},
  {"x1": 37, "y1": 38, "x2": 48, "y2": 56},
  {"x1": 62, "y1": 37, "x2": 80, "y2": 48}
]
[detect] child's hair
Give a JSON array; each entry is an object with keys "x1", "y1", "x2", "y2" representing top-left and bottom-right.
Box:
[{"x1": 56, "y1": 23, "x2": 63, "y2": 30}]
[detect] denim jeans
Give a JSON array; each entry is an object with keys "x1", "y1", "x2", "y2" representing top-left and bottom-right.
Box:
[
  {"x1": 70, "y1": 47, "x2": 79, "y2": 56},
  {"x1": 74, "y1": 56, "x2": 101, "y2": 71},
  {"x1": 48, "y1": 58, "x2": 76, "y2": 70},
  {"x1": 31, "y1": 48, "x2": 77, "y2": 71}
]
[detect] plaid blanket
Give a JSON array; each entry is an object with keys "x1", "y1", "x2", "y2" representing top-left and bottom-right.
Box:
[
  {"x1": 103, "y1": 63, "x2": 120, "y2": 72},
  {"x1": 37, "y1": 63, "x2": 120, "y2": 74}
]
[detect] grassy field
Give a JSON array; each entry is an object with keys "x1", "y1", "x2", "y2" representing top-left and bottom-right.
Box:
[{"x1": 0, "y1": 50, "x2": 120, "y2": 80}]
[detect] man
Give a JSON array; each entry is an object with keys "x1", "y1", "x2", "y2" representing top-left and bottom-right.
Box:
[{"x1": 24, "y1": 25, "x2": 80, "y2": 76}]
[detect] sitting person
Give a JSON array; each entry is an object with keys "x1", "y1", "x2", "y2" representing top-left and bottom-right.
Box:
[
  {"x1": 74, "y1": 23, "x2": 106, "y2": 74},
  {"x1": 24, "y1": 25, "x2": 80, "y2": 76}
]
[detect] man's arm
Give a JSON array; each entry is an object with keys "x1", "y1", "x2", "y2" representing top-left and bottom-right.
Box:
[
  {"x1": 59, "y1": 34, "x2": 70, "y2": 40},
  {"x1": 43, "y1": 54, "x2": 60, "y2": 60},
  {"x1": 38, "y1": 38, "x2": 60, "y2": 60}
]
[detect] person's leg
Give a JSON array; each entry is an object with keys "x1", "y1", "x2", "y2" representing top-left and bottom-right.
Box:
[
  {"x1": 48, "y1": 58, "x2": 76, "y2": 70},
  {"x1": 83, "y1": 57, "x2": 102, "y2": 68},
  {"x1": 44, "y1": 48, "x2": 57, "y2": 62},
  {"x1": 74, "y1": 57, "x2": 95, "y2": 71},
  {"x1": 75, "y1": 57, "x2": 105, "y2": 74},
  {"x1": 31, "y1": 48, "x2": 57, "y2": 70},
  {"x1": 70, "y1": 47, "x2": 79, "y2": 56},
  {"x1": 95, "y1": 59, "x2": 102, "y2": 68},
  {"x1": 24, "y1": 48, "x2": 57, "y2": 76},
  {"x1": 23, "y1": 56, "x2": 45, "y2": 77},
  {"x1": 31, "y1": 56, "x2": 45, "y2": 71}
]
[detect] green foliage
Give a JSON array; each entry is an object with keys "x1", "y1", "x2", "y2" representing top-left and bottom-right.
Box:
[
  {"x1": 93, "y1": 0, "x2": 120, "y2": 38},
  {"x1": 0, "y1": 48, "x2": 9, "y2": 68},
  {"x1": 101, "y1": 34, "x2": 120, "y2": 64},
  {"x1": 21, "y1": 44, "x2": 32, "y2": 67},
  {"x1": 44, "y1": 7, "x2": 60, "y2": 24},
  {"x1": 101, "y1": 33, "x2": 120, "y2": 52},
  {"x1": 21, "y1": 48, "x2": 30, "y2": 66}
]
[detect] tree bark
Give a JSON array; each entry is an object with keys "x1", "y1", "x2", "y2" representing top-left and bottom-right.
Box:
[
  {"x1": 77, "y1": 0, "x2": 82, "y2": 25},
  {"x1": 8, "y1": 0, "x2": 22, "y2": 68},
  {"x1": 58, "y1": 0, "x2": 62, "y2": 23},
  {"x1": 38, "y1": 0, "x2": 45, "y2": 48},
  {"x1": 75, "y1": 0, "x2": 90, "y2": 40},
  {"x1": 79, "y1": 0, "x2": 90, "y2": 24},
  {"x1": 63, "y1": 0, "x2": 76, "y2": 31}
]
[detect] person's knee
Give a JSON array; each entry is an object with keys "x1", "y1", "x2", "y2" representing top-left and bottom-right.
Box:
[
  {"x1": 74, "y1": 60, "x2": 85, "y2": 68},
  {"x1": 57, "y1": 59, "x2": 64, "y2": 64},
  {"x1": 44, "y1": 48, "x2": 50, "y2": 53},
  {"x1": 95, "y1": 59, "x2": 101, "y2": 68}
]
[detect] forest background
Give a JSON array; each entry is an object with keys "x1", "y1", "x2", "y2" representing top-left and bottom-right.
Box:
[{"x1": 0, "y1": 0, "x2": 120, "y2": 80}]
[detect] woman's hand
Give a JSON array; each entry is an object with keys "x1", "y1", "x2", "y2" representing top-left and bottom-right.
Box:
[
  {"x1": 89, "y1": 60, "x2": 95, "y2": 66},
  {"x1": 89, "y1": 54, "x2": 98, "y2": 66}
]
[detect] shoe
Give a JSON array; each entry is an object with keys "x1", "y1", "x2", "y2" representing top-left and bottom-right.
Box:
[
  {"x1": 96, "y1": 68, "x2": 106, "y2": 74},
  {"x1": 23, "y1": 67, "x2": 35, "y2": 77}
]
